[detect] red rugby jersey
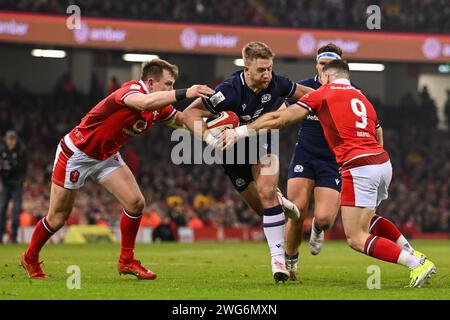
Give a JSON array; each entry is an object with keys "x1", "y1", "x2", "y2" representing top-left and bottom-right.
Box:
[
  {"x1": 298, "y1": 79, "x2": 385, "y2": 166},
  {"x1": 69, "y1": 80, "x2": 176, "y2": 160}
]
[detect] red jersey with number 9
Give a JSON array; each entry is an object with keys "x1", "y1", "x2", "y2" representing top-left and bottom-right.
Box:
[
  {"x1": 68, "y1": 80, "x2": 176, "y2": 160},
  {"x1": 297, "y1": 79, "x2": 385, "y2": 166}
]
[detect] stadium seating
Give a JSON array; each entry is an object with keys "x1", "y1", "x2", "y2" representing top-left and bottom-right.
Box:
[{"x1": 0, "y1": 0, "x2": 449, "y2": 34}]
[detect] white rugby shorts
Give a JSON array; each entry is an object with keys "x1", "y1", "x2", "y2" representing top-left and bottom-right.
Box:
[
  {"x1": 341, "y1": 160, "x2": 392, "y2": 209},
  {"x1": 52, "y1": 135, "x2": 125, "y2": 190}
]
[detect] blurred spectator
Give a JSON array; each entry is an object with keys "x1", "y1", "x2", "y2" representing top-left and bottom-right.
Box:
[
  {"x1": 2, "y1": 0, "x2": 449, "y2": 33},
  {"x1": 187, "y1": 212, "x2": 205, "y2": 229},
  {"x1": 445, "y1": 89, "x2": 450, "y2": 127},
  {"x1": 141, "y1": 206, "x2": 162, "y2": 229},
  {"x1": 0, "y1": 130, "x2": 27, "y2": 243},
  {"x1": 107, "y1": 76, "x2": 121, "y2": 95},
  {"x1": 90, "y1": 73, "x2": 103, "y2": 103},
  {"x1": 152, "y1": 215, "x2": 177, "y2": 242}
]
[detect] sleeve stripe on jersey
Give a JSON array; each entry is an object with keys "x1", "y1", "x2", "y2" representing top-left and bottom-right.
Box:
[
  {"x1": 202, "y1": 97, "x2": 219, "y2": 115},
  {"x1": 160, "y1": 109, "x2": 177, "y2": 121},
  {"x1": 375, "y1": 123, "x2": 381, "y2": 129},
  {"x1": 296, "y1": 101, "x2": 313, "y2": 114},
  {"x1": 287, "y1": 82, "x2": 296, "y2": 98},
  {"x1": 120, "y1": 91, "x2": 141, "y2": 102}
]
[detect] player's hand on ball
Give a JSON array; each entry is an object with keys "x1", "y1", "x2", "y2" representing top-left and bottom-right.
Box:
[
  {"x1": 219, "y1": 128, "x2": 238, "y2": 150},
  {"x1": 204, "y1": 131, "x2": 221, "y2": 149},
  {"x1": 187, "y1": 85, "x2": 215, "y2": 99}
]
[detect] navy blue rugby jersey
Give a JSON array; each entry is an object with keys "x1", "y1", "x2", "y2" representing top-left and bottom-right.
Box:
[{"x1": 203, "y1": 71, "x2": 296, "y2": 125}]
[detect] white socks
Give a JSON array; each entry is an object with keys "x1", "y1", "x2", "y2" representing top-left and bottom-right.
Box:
[
  {"x1": 397, "y1": 250, "x2": 423, "y2": 269},
  {"x1": 263, "y1": 205, "x2": 286, "y2": 262}
]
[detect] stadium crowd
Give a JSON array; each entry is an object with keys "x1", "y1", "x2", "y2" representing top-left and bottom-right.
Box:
[
  {"x1": 1, "y1": 0, "x2": 449, "y2": 34},
  {"x1": 0, "y1": 76, "x2": 448, "y2": 237}
]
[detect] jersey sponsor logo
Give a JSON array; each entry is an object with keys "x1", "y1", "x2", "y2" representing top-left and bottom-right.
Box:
[
  {"x1": 129, "y1": 84, "x2": 142, "y2": 91},
  {"x1": 253, "y1": 108, "x2": 264, "y2": 118},
  {"x1": 123, "y1": 120, "x2": 149, "y2": 137},
  {"x1": 335, "y1": 179, "x2": 341, "y2": 186},
  {"x1": 294, "y1": 165, "x2": 304, "y2": 173},
  {"x1": 235, "y1": 178, "x2": 246, "y2": 188},
  {"x1": 209, "y1": 91, "x2": 226, "y2": 108},
  {"x1": 70, "y1": 170, "x2": 80, "y2": 184},
  {"x1": 241, "y1": 108, "x2": 264, "y2": 123},
  {"x1": 307, "y1": 115, "x2": 319, "y2": 121},
  {"x1": 261, "y1": 94, "x2": 272, "y2": 104},
  {"x1": 132, "y1": 120, "x2": 148, "y2": 134},
  {"x1": 242, "y1": 104, "x2": 247, "y2": 111},
  {"x1": 330, "y1": 86, "x2": 354, "y2": 90}
]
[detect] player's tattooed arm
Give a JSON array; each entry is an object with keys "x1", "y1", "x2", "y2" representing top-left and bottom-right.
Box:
[
  {"x1": 124, "y1": 85, "x2": 215, "y2": 111},
  {"x1": 291, "y1": 84, "x2": 315, "y2": 100}
]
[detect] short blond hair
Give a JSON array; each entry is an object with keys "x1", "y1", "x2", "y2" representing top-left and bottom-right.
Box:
[
  {"x1": 242, "y1": 42, "x2": 275, "y2": 65},
  {"x1": 141, "y1": 58, "x2": 179, "y2": 81}
]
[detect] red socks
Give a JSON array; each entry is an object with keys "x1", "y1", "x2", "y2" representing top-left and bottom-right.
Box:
[
  {"x1": 364, "y1": 235, "x2": 402, "y2": 263},
  {"x1": 369, "y1": 215, "x2": 402, "y2": 242},
  {"x1": 25, "y1": 218, "x2": 55, "y2": 263},
  {"x1": 120, "y1": 210, "x2": 142, "y2": 262}
]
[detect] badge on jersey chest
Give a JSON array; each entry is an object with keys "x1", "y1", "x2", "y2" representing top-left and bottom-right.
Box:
[{"x1": 261, "y1": 94, "x2": 272, "y2": 104}]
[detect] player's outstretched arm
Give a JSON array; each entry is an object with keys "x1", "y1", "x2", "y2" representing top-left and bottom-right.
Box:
[
  {"x1": 219, "y1": 105, "x2": 309, "y2": 149},
  {"x1": 291, "y1": 84, "x2": 315, "y2": 100},
  {"x1": 163, "y1": 111, "x2": 185, "y2": 129},
  {"x1": 124, "y1": 85, "x2": 215, "y2": 111},
  {"x1": 250, "y1": 104, "x2": 309, "y2": 130}
]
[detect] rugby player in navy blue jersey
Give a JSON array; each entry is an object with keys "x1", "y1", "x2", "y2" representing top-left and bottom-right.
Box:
[{"x1": 183, "y1": 42, "x2": 313, "y2": 283}]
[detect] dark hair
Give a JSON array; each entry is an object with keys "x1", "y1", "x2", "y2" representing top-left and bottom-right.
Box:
[
  {"x1": 317, "y1": 43, "x2": 343, "y2": 58},
  {"x1": 323, "y1": 60, "x2": 350, "y2": 77},
  {"x1": 141, "y1": 59, "x2": 179, "y2": 81}
]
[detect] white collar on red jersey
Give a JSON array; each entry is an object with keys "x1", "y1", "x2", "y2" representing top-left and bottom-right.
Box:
[
  {"x1": 331, "y1": 79, "x2": 351, "y2": 85},
  {"x1": 139, "y1": 80, "x2": 150, "y2": 94}
]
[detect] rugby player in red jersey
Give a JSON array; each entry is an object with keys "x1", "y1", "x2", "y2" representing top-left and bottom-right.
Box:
[
  {"x1": 20, "y1": 59, "x2": 214, "y2": 280},
  {"x1": 220, "y1": 60, "x2": 436, "y2": 288}
]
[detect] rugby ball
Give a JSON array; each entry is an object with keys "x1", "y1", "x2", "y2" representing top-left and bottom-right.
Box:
[{"x1": 205, "y1": 111, "x2": 240, "y2": 137}]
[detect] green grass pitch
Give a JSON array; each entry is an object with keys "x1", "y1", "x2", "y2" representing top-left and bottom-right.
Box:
[{"x1": 0, "y1": 241, "x2": 449, "y2": 300}]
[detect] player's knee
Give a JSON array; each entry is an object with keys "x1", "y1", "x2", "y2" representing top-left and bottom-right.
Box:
[
  {"x1": 257, "y1": 184, "x2": 277, "y2": 204},
  {"x1": 126, "y1": 196, "x2": 146, "y2": 215},
  {"x1": 292, "y1": 198, "x2": 309, "y2": 217},
  {"x1": 315, "y1": 216, "x2": 332, "y2": 231}
]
